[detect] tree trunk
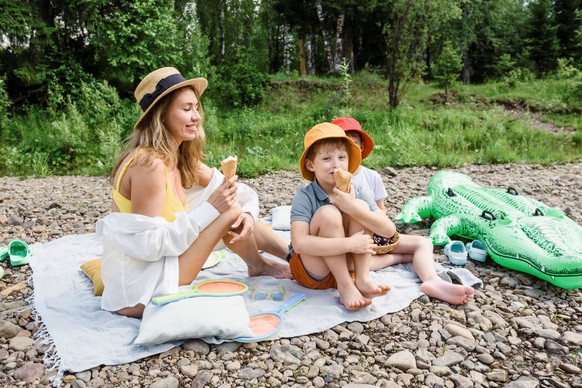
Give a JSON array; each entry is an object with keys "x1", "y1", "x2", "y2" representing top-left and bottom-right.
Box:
[
  {"x1": 343, "y1": 22, "x2": 354, "y2": 73},
  {"x1": 462, "y1": 51, "x2": 470, "y2": 84},
  {"x1": 299, "y1": 37, "x2": 307, "y2": 77},
  {"x1": 315, "y1": 0, "x2": 335, "y2": 74},
  {"x1": 306, "y1": 37, "x2": 314, "y2": 75},
  {"x1": 283, "y1": 24, "x2": 292, "y2": 74},
  {"x1": 220, "y1": 2, "x2": 226, "y2": 64},
  {"x1": 334, "y1": 13, "x2": 345, "y2": 73},
  {"x1": 388, "y1": 78, "x2": 399, "y2": 108}
]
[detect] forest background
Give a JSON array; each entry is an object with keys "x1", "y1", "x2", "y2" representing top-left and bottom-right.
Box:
[{"x1": 0, "y1": 0, "x2": 580, "y2": 177}]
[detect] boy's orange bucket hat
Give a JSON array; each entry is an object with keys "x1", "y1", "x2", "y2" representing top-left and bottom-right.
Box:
[
  {"x1": 299, "y1": 122, "x2": 362, "y2": 181},
  {"x1": 331, "y1": 117, "x2": 375, "y2": 160}
]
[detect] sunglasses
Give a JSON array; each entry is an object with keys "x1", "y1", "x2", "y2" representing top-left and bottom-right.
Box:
[{"x1": 251, "y1": 285, "x2": 286, "y2": 301}]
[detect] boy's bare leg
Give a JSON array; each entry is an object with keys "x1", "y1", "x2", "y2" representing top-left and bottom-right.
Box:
[
  {"x1": 344, "y1": 203, "x2": 390, "y2": 298},
  {"x1": 305, "y1": 205, "x2": 372, "y2": 310},
  {"x1": 254, "y1": 222, "x2": 289, "y2": 259},
  {"x1": 387, "y1": 235, "x2": 474, "y2": 305}
]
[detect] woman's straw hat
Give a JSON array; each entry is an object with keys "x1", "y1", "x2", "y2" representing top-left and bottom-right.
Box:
[
  {"x1": 331, "y1": 117, "x2": 375, "y2": 160},
  {"x1": 299, "y1": 123, "x2": 362, "y2": 181},
  {"x1": 133, "y1": 67, "x2": 208, "y2": 129}
]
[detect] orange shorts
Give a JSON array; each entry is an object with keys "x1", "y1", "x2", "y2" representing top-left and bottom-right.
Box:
[{"x1": 289, "y1": 252, "x2": 338, "y2": 289}]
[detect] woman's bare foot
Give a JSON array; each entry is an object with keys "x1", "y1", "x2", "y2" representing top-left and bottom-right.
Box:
[
  {"x1": 355, "y1": 279, "x2": 391, "y2": 299},
  {"x1": 338, "y1": 284, "x2": 373, "y2": 311},
  {"x1": 247, "y1": 257, "x2": 292, "y2": 279},
  {"x1": 420, "y1": 277, "x2": 475, "y2": 305}
]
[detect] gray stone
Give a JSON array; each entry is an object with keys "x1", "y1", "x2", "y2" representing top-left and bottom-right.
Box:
[
  {"x1": 13, "y1": 362, "x2": 45, "y2": 383},
  {"x1": 433, "y1": 351, "x2": 464, "y2": 367},
  {"x1": 386, "y1": 350, "x2": 416, "y2": 371},
  {"x1": 0, "y1": 320, "x2": 21, "y2": 339}
]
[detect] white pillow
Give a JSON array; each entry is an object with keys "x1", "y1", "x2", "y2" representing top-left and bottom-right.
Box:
[
  {"x1": 134, "y1": 296, "x2": 252, "y2": 345},
  {"x1": 271, "y1": 206, "x2": 292, "y2": 231}
]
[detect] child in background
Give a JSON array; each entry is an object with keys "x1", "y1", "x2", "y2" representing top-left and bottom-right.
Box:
[
  {"x1": 331, "y1": 117, "x2": 475, "y2": 305},
  {"x1": 331, "y1": 117, "x2": 387, "y2": 210},
  {"x1": 289, "y1": 122, "x2": 393, "y2": 310}
]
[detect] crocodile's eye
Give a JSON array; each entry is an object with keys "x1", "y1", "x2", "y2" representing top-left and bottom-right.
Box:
[{"x1": 446, "y1": 188, "x2": 456, "y2": 197}]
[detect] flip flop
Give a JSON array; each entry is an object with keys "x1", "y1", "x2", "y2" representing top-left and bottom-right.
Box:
[
  {"x1": 443, "y1": 240, "x2": 468, "y2": 266},
  {"x1": 8, "y1": 240, "x2": 31, "y2": 266},
  {"x1": 0, "y1": 246, "x2": 8, "y2": 262},
  {"x1": 466, "y1": 240, "x2": 487, "y2": 262}
]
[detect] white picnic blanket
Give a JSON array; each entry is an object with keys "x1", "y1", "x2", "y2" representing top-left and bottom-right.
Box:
[{"x1": 29, "y1": 229, "x2": 481, "y2": 387}]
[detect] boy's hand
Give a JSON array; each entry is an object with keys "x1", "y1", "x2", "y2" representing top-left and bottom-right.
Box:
[
  {"x1": 348, "y1": 230, "x2": 376, "y2": 254},
  {"x1": 331, "y1": 187, "x2": 357, "y2": 213}
]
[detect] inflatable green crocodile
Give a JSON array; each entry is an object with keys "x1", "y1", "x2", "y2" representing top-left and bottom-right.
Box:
[{"x1": 396, "y1": 170, "x2": 582, "y2": 289}]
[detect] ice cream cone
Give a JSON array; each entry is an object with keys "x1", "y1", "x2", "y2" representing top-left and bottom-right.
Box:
[
  {"x1": 220, "y1": 156, "x2": 238, "y2": 183},
  {"x1": 334, "y1": 168, "x2": 352, "y2": 193}
]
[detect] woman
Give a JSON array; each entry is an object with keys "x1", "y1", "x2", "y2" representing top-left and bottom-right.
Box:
[{"x1": 99, "y1": 67, "x2": 290, "y2": 319}]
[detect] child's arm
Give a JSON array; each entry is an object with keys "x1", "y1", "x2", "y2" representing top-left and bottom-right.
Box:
[
  {"x1": 332, "y1": 188, "x2": 396, "y2": 238},
  {"x1": 290, "y1": 221, "x2": 375, "y2": 257}
]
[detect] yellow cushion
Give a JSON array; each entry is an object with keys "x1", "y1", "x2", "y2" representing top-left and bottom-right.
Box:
[{"x1": 80, "y1": 258, "x2": 104, "y2": 296}]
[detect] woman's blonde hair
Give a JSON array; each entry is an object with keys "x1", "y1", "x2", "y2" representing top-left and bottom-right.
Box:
[{"x1": 110, "y1": 86, "x2": 205, "y2": 189}]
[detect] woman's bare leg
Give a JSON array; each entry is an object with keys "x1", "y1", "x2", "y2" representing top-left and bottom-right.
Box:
[
  {"x1": 177, "y1": 205, "x2": 242, "y2": 285},
  {"x1": 117, "y1": 304, "x2": 145, "y2": 319},
  {"x1": 224, "y1": 229, "x2": 291, "y2": 279},
  {"x1": 254, "y1": 222, "x2": 289, "y2": 259}
]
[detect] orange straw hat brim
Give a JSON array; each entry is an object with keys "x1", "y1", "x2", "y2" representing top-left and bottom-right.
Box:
[
  {"x1": 299, "y1": 122, "x2": 362, "y2": 181},
  {"x1": 134, "y1": 67, "x2": 208, "y2": 129},
  {"x1": 331, "y1": 117, "x2": 375, "y2": 160}
]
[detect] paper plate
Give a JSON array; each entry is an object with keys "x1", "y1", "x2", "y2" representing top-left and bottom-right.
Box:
[{"x1": 202, "y1": 249, "x2": 226, "y2": 269}]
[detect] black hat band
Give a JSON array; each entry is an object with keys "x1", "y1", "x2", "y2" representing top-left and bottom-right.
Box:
[{"x1": 139, "y1": 73, "x2": 185, "y2": 112}]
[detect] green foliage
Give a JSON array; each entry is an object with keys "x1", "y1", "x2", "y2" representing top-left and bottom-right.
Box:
[
  {"x1": 556, "y1": 59, "x2": 582, "y2": 108},
  {"x1": 380, "y1": 0, "x2": 461, "y2": 108},
  {"x1": 525, "y1": 0, "x2": 560, "y2": 76},
  {"x1": 0, "y1": 74, "x2": 580, "y2": 177},
  {"x1": 91, "y1": 0, "x2": 184, "y2": 90},
  {"x1": 0, "y1": 79, "x2": 129, "y2": 176},
  {"x1": 211, "y1": 63, "x2": 269, "y2": 108},
  {"x1": 338, "y1": 58, "x2": 353, "y2": 113},
  {"x1": 434, "y1": 41, "x2": 462, "y2": 97},
  {"x1": 0, "y1": 77, "x2": 10, "y2": 126}
]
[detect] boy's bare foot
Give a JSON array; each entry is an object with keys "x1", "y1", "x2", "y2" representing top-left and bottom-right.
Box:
[
  {"x1": 355, "y1": 279, "x2": 391, "y2": 299},
  {"x1": 338, "y1": 285, "x2": 373, "y2": 311},
  {"x1": 420, "y1": 277, "x2": 475, "y2": 305},
  {"x1": 247, "y1": 258, "x2": 292, "y2": 279}
]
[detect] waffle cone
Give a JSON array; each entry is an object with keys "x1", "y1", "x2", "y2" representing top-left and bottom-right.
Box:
[
  {"x1": 334, "y1": 169, "x2": 352, "y2": 193},
  {"x1": 220, "y1": 156, "x2": 238, "y2": 180}
]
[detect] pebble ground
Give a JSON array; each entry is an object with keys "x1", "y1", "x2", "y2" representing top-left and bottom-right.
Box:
[{"x1": 0, "y1": 163, "x2": 581, "y2": 387}]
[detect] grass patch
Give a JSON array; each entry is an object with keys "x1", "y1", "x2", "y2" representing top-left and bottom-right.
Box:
[{"x1": 0, "y1": 72, "x2": 580, "y2": 177}]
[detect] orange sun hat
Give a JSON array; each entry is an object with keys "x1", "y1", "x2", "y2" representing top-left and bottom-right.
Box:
[{"x1": 299, "y1": 122, "x2": 362, "y2": 181}]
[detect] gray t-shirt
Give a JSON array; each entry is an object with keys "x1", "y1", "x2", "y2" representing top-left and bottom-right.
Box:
[
  {"x1": 288, "y1": 179, "x2": 378, "y2": 257},
  {"x1": 290, "y1": 179, "x2": 378, "y2": 225}
]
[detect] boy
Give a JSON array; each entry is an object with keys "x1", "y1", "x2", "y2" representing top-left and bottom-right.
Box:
[
  {"x1": 331, "y1": 117, "x2": 475, "y2": 305},
  {"x1": 289, "y1": 122, "x2": 393, "y2": 310}
]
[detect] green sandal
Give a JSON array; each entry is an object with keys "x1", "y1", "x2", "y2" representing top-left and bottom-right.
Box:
[
  {"x1": 8, "y1": 240, "x2": 31, "y2": 266},
  {"x1": 0, "y1": 246, "x2": 8, "y2": 262}
]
